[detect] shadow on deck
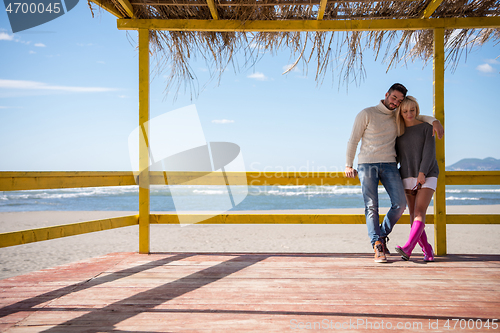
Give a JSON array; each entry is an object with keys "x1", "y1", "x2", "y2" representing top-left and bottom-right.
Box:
[{"x1": 1, "y1": 252, "x2": 499, "y2": 332}]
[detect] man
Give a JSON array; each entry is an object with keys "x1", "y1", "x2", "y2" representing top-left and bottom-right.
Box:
[{"x1": 345, "y1": 83, "x2": 444, "y2": 263}]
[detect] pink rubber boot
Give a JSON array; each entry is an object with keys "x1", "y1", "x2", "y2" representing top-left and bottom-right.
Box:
[
  {"x1": 418, "y1": 230, "x2": 434, "y2": 262},
  {"x1": 395, "y1": 220, "x2": 425, "y2": 261}
]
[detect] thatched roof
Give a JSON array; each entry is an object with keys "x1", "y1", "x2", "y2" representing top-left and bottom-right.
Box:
[{"x1": 88, "y1": 0, "x2": 500, "y2": 96}]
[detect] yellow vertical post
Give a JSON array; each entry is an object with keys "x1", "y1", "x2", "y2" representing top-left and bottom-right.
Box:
[
  {"x1": 138, "y1": 28, "x2": 150, "y2": 254},
  {"x1": 433, "y1": 27, "x2": 446, "y2": 255}
]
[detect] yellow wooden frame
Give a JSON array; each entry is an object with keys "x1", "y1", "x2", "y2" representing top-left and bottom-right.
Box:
[
  {"x1": 138, "y1": 28, "x2": 150, "y2": 254},
  {"x1": 1, "y1": 171, "x2": 499, "y2": 249},
  {"x1": 117, "y1": 17, "x2": 500, "y2": 31},
  {"x1": 2, "y1": 2, "x2": 499, "y2": 254},
  {"x1": 0, "y1": 215, "x2": 138, "y2": 248},
  {"x1": 433, "y1": 27, "x2": 446, "y2": 255},
  {"x1": 206, "y1": 0, "x2": 219, "y2": 20},
  {"x1": 3, "y1": 171, "x2": 499, "y2": 190}
]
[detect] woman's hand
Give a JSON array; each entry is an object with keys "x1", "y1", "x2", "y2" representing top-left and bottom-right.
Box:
[{"x1": 417, "y1": 172, "x2": 426, "y2": 185}]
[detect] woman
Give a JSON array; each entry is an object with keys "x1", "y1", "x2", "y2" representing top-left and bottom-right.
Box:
[{"x1": 395, "y1": 96, "x2": 439, "y2": 261}]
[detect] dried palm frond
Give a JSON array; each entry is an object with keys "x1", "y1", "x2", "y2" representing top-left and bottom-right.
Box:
[{"x1": 89, "y1": 0, "x2": 500, "y2": 97}]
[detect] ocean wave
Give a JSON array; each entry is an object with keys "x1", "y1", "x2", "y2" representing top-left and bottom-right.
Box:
[
  {"x1": 467, "y1": 189, "x2": 500, "y2": 193},
  {"x1": 0, "y1": 186, "x2": 139, "y2": 201},
  {"x1": 192, "y1": 190, "x2": 226, "y2": 195},
  {"x1": 446, "y1": 196, "x2": 481, "y2": 201},
  {"x1": 259, "y1": 186, "x2": 364, "y2": 196}
]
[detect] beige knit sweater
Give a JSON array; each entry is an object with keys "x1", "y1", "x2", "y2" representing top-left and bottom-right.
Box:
[{"x1": 346, "y1": 101, "x2": 436, "y2": 168}]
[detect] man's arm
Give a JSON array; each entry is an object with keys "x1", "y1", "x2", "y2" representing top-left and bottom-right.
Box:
[
  {"x1": 417, "y1": 115, "x2": 444, "y2": 139},
  {"x1": 344, "y1": 111, "x2": 367, "y2": 178}
]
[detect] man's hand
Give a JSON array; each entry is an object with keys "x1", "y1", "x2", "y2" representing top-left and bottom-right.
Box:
[
  {"x1": 432, "y1": 120, "x2": 444, "y2": 139},
  {"x1": 345, "y1": 166, "x2": 358, "y2": 178}
]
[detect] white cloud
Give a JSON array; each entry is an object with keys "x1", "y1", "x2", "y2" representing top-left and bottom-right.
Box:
[
  {"x1": 212, "y1": 119, "x2": 235, "y2": 124},
  {"x1": 247, "y1": 72, "x2": 268, "y2": 81},
  {"x1": 476, "y1": 63, "x2": 495, "y2": 73},
  {"x1": 29, "y1": 50, "x2": 36, "y2": 54},
  {"x1": 0, "y1": 33, "x2": 31, "y2": 44},
  {"x1": 0, "y1": 79, "x2": 118, "y2": 93},
  {"x1": 34, "y1": 43, "x2": 46, "y2": 47},
  {"x1": 485, "y1": 59, "x2": 500, "y2": 65},
  {"x1": 0, "y1": 32, "x2": 14, "y2": 41}
]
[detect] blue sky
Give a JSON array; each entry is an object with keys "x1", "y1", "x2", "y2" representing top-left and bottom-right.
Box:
[{"x1": 1, "y1": 3, "x2": 499, "y2": 172}]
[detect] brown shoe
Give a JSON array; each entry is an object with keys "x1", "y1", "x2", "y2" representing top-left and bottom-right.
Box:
[
  {"x1": 374, "y1": 241, "x2": 387, "y2": 263},
  {"x1": 381, "y1": 237, "x2": 391, "y2": 257}
]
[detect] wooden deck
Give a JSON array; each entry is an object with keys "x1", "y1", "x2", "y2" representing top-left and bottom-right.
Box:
[{"x1": 1, "y1": 252, "x2": 499, "y2": 332}]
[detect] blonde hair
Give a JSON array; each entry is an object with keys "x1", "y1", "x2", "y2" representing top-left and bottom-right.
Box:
[{"x1": 396, "y1": 95, "x2": 420, "y2": 136}]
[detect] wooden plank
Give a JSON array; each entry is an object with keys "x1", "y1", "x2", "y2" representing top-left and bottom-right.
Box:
[
  {"x1": 116, "y1": 0, "x2": 136, "y2": 18},
  {"x1": 0, "y1": 216, "x2": 138, "y2": 248},
  {"x1": 0, "y1": 171, "x2": 136, "y2": 191},
  {"x1": 150, "y1": 213, "x2": 499, "y2": 225},
  {"x1": 2, "y1": 171, "x2": 499, "y2": 191},
  {"x1": 446, "y1": 215, "x2": 500, "y2": 224},
  {"x1": 130, "y1": 0, "x2": 418, "y2": 6},
  {"x1": 149, "y1": 214, "x2": 422, "y2": 224},
  {"x1": 446, "y1": 171, "x2": 500, "y2": 185},
  {"x1": 433, "y1": 27, "x2": 446, "y2": 256},
  {"x1": 138, "y1": 28, "x2": 151, "y2": 255},
  {"x1": 419, "y1": 0, "x2": 444, "y2": 19},
  {"x1": 1, "y1": 252, "x2": 499, "y2": 332},
  {"x1": 317, "y1": 0, "x2": 327, "y2": 20},
  {"x1": 206, "y1": 0, "x2": 219, "y2": 20},
  {"x1": 117, "y1": 17, "x2": 500, "y2": 32}
]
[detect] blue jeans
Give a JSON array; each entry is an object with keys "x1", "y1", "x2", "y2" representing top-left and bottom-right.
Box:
[{"x1": 358, "y1": 163, "x2": 406, "y2": 247}]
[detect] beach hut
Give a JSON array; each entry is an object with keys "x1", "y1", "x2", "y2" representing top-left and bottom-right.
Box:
[
  {"x1": 1, "y1": 2, "x2": 500, "y2": 331},
  {"x1": 1, "y1": 0, "x2": 499, "y2": 255}
]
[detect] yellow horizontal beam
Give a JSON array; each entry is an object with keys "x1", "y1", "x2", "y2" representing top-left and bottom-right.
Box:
[
  {"x1": 0, "y1": 215, "x2": 138, "y2": 248},
  {"x1": 1, "y1": 213, "x2": 496, "y2": 248},
  {"x1": 446, "y1": 215, "x2": 500, "y2": 224},
  {"x1": 153, "y1": 171, "x2": 360, "y2": 186},
  {"x1": 151, "y1": 214, "x2": 417, "y2": 224},
  {"x1": 445, "y1": 171, "x2": 500, "y2": 185},
  {"x1": 0, "y1": 172, "x2": 136, "y2": 191},
  {"x1": 89, "y1": 0, "x2": 124, "y2": 18},
  {"x1": 151, "y1": 213, "x2": 499, "y2": 225},
  {"x1": 2, "y1": 171, "x2": 499, "y2": 191},
  {"x1": 117, "y1": 16, "x2": 500, "y2": 32}
]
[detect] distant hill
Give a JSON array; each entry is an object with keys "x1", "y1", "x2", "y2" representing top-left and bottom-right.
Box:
[{"x1": 447, "y1": 157, "x2": 500, "y2": 171}]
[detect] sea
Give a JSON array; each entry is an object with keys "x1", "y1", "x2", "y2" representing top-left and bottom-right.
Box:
[{"x1": 1, "y1": 185, "x2": 500, "y2": 212}]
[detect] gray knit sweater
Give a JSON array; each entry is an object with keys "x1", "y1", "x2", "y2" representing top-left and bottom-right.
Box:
[{"x1": 396, "y1": 122, "x2": 439, "y2": 179}]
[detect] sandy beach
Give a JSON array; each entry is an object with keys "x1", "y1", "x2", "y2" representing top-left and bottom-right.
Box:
[{"x1": 1, "y1": 205, "x2": 499, "y2": 280}]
